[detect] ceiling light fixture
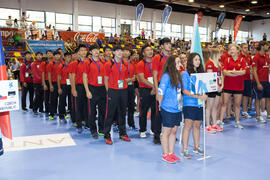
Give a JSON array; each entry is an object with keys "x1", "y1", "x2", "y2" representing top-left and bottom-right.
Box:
[
  {"x1": 267, "y1": 12, "x2": 270, "y2": 15},
  {"x1": 251, "y1": 1, "x2": 258, "y2": 4},
  {"x1": 219, "y1": 5, "x2": 225, "y2": 8},
  {"x1": 245, "y1": 9, "x2": 250, "y2": 12},
  {"x1": 243, "y1": 16, "x2": 245, "y2": 18},
  {"x1": 188, "y1": 0, "x2": 194, "y2": 3}
]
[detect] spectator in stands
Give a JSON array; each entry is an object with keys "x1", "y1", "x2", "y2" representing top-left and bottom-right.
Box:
[
  {"x1": 99, "y1": 26, "x2": 105, "y2": 33},
  {"x1": 67, "y1": 27, "x2": 71, "y2": 31},
  {"x1": 20, "y1": 12, "x2": 28, "y2": 29},
  {"x1": 10, "y1": 58, "x2": 21, "y2": 81},
  {"x1": 263, "y1": 33, "x2": 267, "y2": 41},
  {"x1": 6, "y1": 16, "x2": 12, "y2": 27},
  {"x1": 14, "y1": 19, "x2": 18, "y2": 28},
  {"x1": 13, "y1": 32, "x2": 22, "y2": 47},
  {"x1": 29, "y1": 21, "x2": 37, "y2": 30}
]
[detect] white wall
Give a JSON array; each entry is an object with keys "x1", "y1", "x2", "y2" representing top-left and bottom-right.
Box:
[
  {"x1": 0, "y1": 0, "x2": 251, "y2": 37},
  {"x1": 251, "y1": 19, "x2": 270, "y2": 41}
]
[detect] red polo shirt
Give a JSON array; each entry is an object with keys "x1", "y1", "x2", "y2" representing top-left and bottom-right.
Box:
[
  {"x1": 152, "y1": 53, "x2": 168, "y2": 82},
  {"x1": 47, "y1": 61, "x2": 61, "y2": 83},
  {"x1": 220, "y1": 52, "x2": 231, "y2": 68},
  {"x1": 31, "y1": 60, "x2": 43, "y2": 84},
  {"x1": 57, "y1": 63, "x2": 70, "y2": 85},
  {"x1": 20, "y1": 60, "x2": 33, "y2": 83},
  {"x1": 83, "y1": 58, "x2": 105, "y2": 86},
  {"x1": 136, "y1": 60, "x2": 153, "y2": 89},
  {"x1": 252, "y1": 52, "x2": 270, "y2": 82},
  {"x1": 104, "y1": 60, "x2": 129, "y2": 90},
  {"x1": 205, "y1": 60, "x2": 222, "y2": 86},
  {"x1": 223, "y1": 56, "x2": 246, "y2": 91},
  {"x1": 69, "y1": 59, "x2": 87, "y2": 85},
  {"x1": 240, "y1": 53, "x2": 252, "y2": 81}
]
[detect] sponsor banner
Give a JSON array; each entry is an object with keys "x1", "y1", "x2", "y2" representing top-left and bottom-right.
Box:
[
  {"x1": 26, "y1": 40, "x2": 65, "y2": 54},
  {"x1": 0, "y1": 80, "x2": 19, "y2": 113},
  {"x1": 59, "y1": 31, "x2": 105, "y2": 43}
]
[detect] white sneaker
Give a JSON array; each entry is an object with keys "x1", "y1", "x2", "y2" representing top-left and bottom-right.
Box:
[
  {"x1": 140, "y1": 131, "x2": 147, "y2": 138},
  {"x1": 149, "y1": 130, "x2": 154, "y2": 136},
  {"x1": 235, "y1": 123, "x2": 244, "y2": 129},
  {"x1": 256, "y1": 116, "x2": 267, "y2": 123},
  {"x1": 242, "y1": 112, "x2": 251, "y2": 119},
  {"x1": 261, "y1": 111, "x2": 267, "y2": 116},
  {"x1": 217, "y1": 120, "x2": 224, "y2": 128}
]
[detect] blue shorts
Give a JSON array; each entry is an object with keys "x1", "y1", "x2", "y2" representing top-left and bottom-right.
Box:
[
  {"x1": 183, "y1": 106, "x2": 203, "y2": 121},
  {"x1": 243, "y1": 80, "x2": 252, "y2": 97},
  {"x1": 252, "y1": 81, "x2": 270, "y2": 99},
  {"x1": 160, "y1": 108, "x2": 182, "y2": 128}
]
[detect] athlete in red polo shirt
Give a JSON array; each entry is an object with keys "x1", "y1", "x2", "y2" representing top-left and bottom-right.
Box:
[
  {"x1": 47, "y1": 51, "x2": 61, "y2": 119},
  {"x1": 152, "y1": 38, "x2": 171, "y2": 144},
  {"x1": 57, "y1": 52, "x2": 72, "y2": 122},
  {"x1": 219, "y1": 44, "x2": 246, "y2": 129},
  {"x1": 122, "y1": 46, "x2": 137, "y2": 130},
  {"x1": 136, "y1": 44, "x2": 161, "y2": 144},
  {"x1": 31, "y1": 52, "x2": 44, "y2": 115},
  {"x1": 240, "y1": 43, "x2": 253, "y2": 119},
  {"x1": 83, "y1": 44, "x2": 106, "y2": 138},
  {"x1": 20, "y1": 51, "x2": 34, "y2": 111},
  {"x1": 252, "y1": 41, "x2": 270, "y2": 122},
  {"x1": 69, "y1": 44, "x2": 88, "y2": 133},
  {"x1": 103, "y1": 45, "x2": 131, "y2": 144},
  {"x1": 40, "y1": 50, "x2": 54, "y2": 114}
]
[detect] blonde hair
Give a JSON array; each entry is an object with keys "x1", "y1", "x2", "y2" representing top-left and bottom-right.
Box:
[
  {"x1": 210, "y1": 48, "x2": 221, "y2": 65},
  {"x1": 229, "y1": 43, "x2": 240, "y2": 51}
]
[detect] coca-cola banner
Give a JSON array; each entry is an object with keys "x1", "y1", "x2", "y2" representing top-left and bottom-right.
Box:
[
  {"x1": 234, "y1": 15, "x2": 243, "y2": 41},
  {"x1": 59, "y1": 31, "x2": 105, "y2": 43},
  {"x1": 0, "y1": 27, "x2": 25, "y2": 41}
]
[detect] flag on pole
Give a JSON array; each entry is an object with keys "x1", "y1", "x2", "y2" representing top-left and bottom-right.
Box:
[
  {"x1": 191, "y1": 13, "x2": 204, "y2": 68},
  {"x1": 161, "y1": 5, "x2": 172, "y2": 37},
  {"x1": 234, "y1": 15, "x2": 243, "y2": 41},
  {"x1": 0, "y1": 30, "x2": 12, "y2": 140},
  {"x1": 136, "y1": 3, "x2": 144, "y2": 32}
]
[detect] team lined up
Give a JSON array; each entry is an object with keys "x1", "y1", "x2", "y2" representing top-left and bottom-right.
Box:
[{"x1": 19, "y1": 39, "x2": 270, "y2": 162}]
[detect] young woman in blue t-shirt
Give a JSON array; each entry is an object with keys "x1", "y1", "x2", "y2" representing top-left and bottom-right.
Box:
[
  {"x1": 157, "y1": 55, "x2": 183, "y2": 164},
  {"x1": 181, "y1": 52, "x2": 207, "y2": 159}
]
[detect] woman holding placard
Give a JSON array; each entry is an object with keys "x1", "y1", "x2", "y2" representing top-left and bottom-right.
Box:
[
  {"x1": 205, "y1": 49, "x2": 224, "y2": 133},
  {"x1": 181, "y1": 52, "x2": 207, "y2": 159}
]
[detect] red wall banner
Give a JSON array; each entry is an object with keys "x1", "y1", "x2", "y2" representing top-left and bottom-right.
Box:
[
  {"x1": 59, "y1": 31, "x2": 105, "y2": 43},
  {"x1": 234, "y1": 15, "x2": 243, "y2": 41},
  {"x1": 0, "y1": 28, "x2": 25, "y2": 41}
]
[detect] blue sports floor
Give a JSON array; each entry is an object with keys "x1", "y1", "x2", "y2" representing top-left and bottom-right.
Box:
[{"x1": 0, "y1": 95, "x2": 270, "y2": 180}]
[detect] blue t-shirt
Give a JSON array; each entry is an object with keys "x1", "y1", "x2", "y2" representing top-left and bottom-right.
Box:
[
  {"x1": 182, "y1": 70, "x2": 202, "y2": 107},
  {"x1": 158, "y1": 73, "x2": 182, "y2": 113}
]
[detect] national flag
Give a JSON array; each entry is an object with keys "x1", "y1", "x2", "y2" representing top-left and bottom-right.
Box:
[
  {"x1": 0, "y1": 30, "x2": 12, "y2": 140},
  {"x1": 191, "y1": 13, "x2": 204, "y2": 69}
]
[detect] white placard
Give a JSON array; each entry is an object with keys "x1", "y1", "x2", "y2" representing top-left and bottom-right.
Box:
[
  {"x1": 0, "y1": 80, "x2": 19, "y2": 112},
  {"x1": 190, "y1": 72, "x2": 218, "y2": 95}
]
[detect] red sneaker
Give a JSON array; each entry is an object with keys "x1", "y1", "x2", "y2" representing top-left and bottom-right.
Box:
[
  {"x1": 105, "y1": 137, "x2": 113, "y2": 145},
  {"x1": 170, "y1": 153, "x2": 181, "y2": 162},
  {"x1": 120, "y1": 135, "x2": 131, "y2": 142},
  {"x1": 206, "y1": 126, "x2": 216, "y2": 134},
  {"x1": 162, "y1": 154, "x2": 176, "y2": 164},
  {"x1": 212, "y1": 124, "x2": 223, "y2": 132}
]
